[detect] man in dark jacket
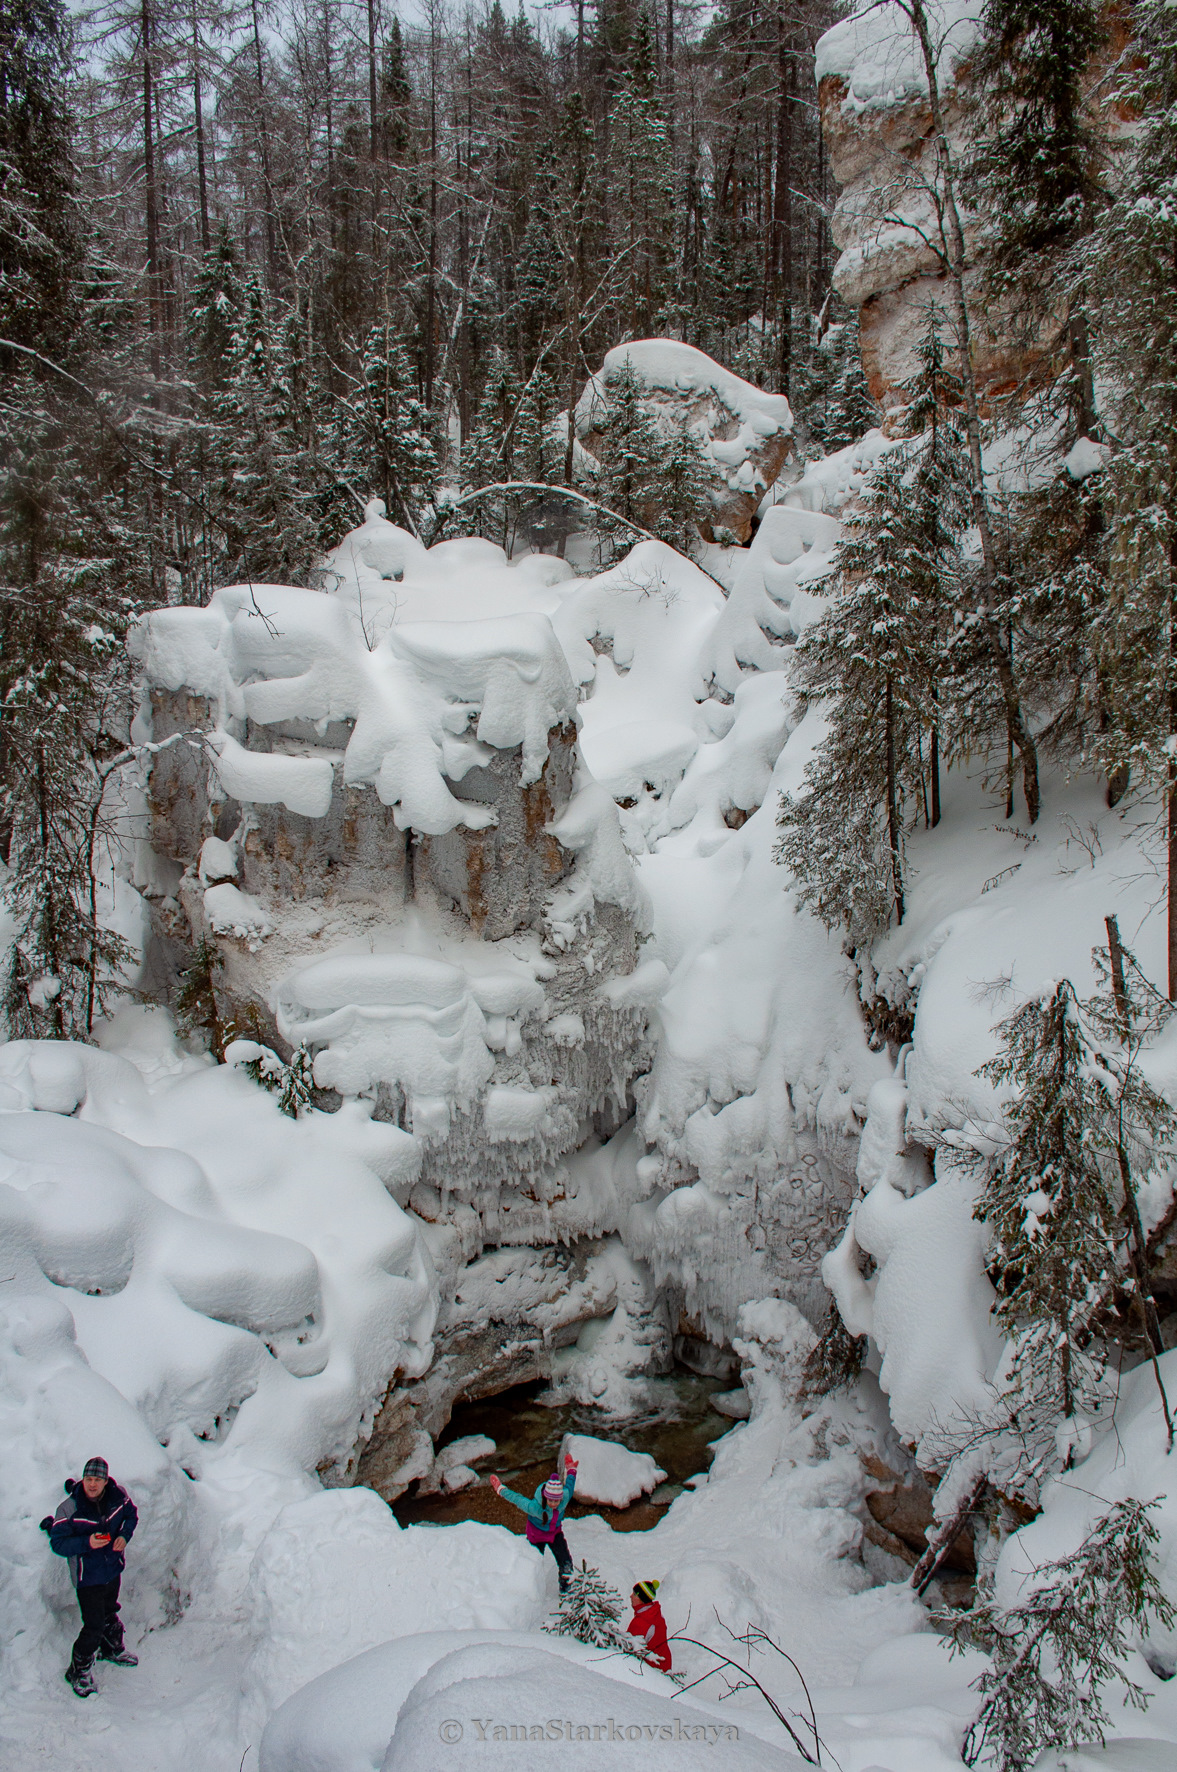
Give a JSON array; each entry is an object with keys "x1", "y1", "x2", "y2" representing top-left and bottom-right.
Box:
[{"x1": 45, "y1": 1456, "x2": 139, "y2": 1697}]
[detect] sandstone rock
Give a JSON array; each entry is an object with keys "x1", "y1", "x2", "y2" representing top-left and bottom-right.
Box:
[
  {"x1": 860, "y1": 1451, "x2": 976, "y2": 1574},
  {"x1": 815, "y1": 5, "x2": 1128, "y2": 413}
]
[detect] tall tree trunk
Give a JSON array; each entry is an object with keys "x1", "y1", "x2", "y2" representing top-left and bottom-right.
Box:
[
  {"x1": 773, "y1": 24, "x2": 793, "y2": 395},
  {"x1": 886, "y1": 673, "x2": 904, "y2": 923},
  {"x1": 424, "y1": 47, "x2": 438, "y2": 407},
  {"x1": 1170, "y1": 527, "x2": 1177, "y2": 999},
  {"x1": 906, "y1": 0, "x2": 1041, "y2": 825},
  {"x1": 191, "y1": 0, "x2": 210, "y2": 254},
  {"x1": 141, "y1": 0, "x2": 161, "y2": 376},
  {"x1": 367, "y1": 0, "x2": 379, "y2": 158},
  {"x1": 249, "y1": 0, "x2": 278, "y2": 286}
]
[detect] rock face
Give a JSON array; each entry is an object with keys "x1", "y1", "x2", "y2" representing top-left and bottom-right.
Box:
[
  {"x1": 356, "y1": 1235, "x2": 671, "y2": 1500},
  {"x1": 815, "y1": 5, "x2": 999, "y2": 414},
  {"x1": 577, "y1": 340, "x2": 794, "y2": 543},
  {"x1": 814, "y1": 3, "x2": 1122, "y2": 414},
  {"x1": 132, "y1": 509, "x2": 663, "y2": 1494}
]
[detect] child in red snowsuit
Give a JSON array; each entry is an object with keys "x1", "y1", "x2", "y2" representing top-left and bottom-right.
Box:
[{"x1": 627, "y1": 1579, "x2": 671, "y2": 1672}]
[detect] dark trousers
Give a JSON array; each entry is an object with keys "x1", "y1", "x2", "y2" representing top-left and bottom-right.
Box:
[
  {"x1": 534, "y1": 1530, "x2": 573, "y2": 1587},
  {"x1": 71, "y1": 1578, "x2": 123, "y2": 1669}
]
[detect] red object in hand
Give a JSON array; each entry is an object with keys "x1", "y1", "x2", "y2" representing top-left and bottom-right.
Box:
[
  {"x1": 489, "y1": 1474, "x2": 502, "y2": 1493},
  {"x1": 90, "y1": 1534, "x2": 111, "y2": 1548},
  {"x1": 564, "y1": 1458, "x2": 578, "y2": 1474}
]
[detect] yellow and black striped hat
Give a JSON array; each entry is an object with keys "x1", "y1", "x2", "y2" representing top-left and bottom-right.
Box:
[{"x1": 633, "y1": 1579, "x2": 660, "y2": 1604}]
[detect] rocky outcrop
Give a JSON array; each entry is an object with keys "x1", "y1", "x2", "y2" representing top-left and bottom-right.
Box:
[
  {"x1": 814, "y1": 4, "x2": 1125, "y2": 413},
  {"x1": 576, "y1": 340, "x2": 795, "y2": 543},
  {"x1": 356, "y1": 1236, "x2": 672, "y2": 1500},
  {"x1": 131, "y1": 511, "x2": 668, "y2": 1491}
]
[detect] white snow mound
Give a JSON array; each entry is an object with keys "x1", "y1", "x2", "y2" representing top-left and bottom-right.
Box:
[{"x1": 564, "y1": 1433, "x2": 666, "y2": 1506}]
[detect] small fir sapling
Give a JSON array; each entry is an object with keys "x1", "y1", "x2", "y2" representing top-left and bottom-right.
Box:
[
  {"x1": 174, "y1": 937, "x2": 226, "y2": 1060},
  {"x1": 941, "y1": 1498, "x2": 1175, "y2": 1772},
  {"x1": 543, "y1": 1562, "x2": 640, "y2": 1657},
  {"x1": 230, "y1": 1040, "x2": 316, "y2": 1118},
  {"x1": 974, "y1": 978, "x2": 1122, "y2": 1489},
  {"x1": 800, "y1": 1302, "x2": 867, "y2": 1401}
]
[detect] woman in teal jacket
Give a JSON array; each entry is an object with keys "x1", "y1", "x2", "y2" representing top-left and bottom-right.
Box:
[{"x1": 491, "y1": 1451, "x2": 579, "y2": 1592}]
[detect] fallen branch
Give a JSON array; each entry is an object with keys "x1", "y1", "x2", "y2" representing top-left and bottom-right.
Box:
[
  {"x1": 911, "y1": 1472, "x2": 985, "y2": 1595},
  {"x1": 668, "y1": 1623, "x2": 824, "y2": 1765}
]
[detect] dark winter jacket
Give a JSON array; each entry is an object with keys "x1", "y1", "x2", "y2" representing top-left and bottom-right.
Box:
[
  {"x1": 47, "y1": 1479, "x2": 138, "y2": 1587},
  {"x1": 627, "y1": 1599, "x2": 672, "y2": 1672}
]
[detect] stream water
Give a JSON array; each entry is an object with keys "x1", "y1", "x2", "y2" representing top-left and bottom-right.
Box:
[{"x1": 394, "y1": 1370, "x2": 741, "y2": 1535}]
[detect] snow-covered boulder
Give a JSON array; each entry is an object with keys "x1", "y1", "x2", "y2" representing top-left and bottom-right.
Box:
[
  {"x1": 380, "y1": 1641, "x2": 792, "y2": 1769},
  {"x1": 563, "y1": 1433, "x2": 667, "y2": 1506},
  {"x1": 260, "y1": 1633, "x2": 796, "y2": 1772},
  {"x1": 577, "y1": 340, "x2": 794, "y2": 543}
]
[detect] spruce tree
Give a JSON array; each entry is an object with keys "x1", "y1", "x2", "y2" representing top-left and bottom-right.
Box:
[
  {"x1": 775, "y1": 316, "x2": 971, "y2": 944},
  {"x1": 1086, "y1": 921, "x2": 1176, "y2": 1442},
  {"x1": 966, "y1": 0, "x2": 1107, "y2": 431},
  {"x1": 598, "y1": 362, "x2": 665, "y2": 533},
  {"x1": 975, "y1": 980, "x2": 1122, "y2": 1482},
  {"x1": 0, "y1": 0, "x2": 80, "y2": 354},
  {"x1": 793, "y1": 308, "x2": 879, "y2": 458},
  {"x1": 187, "y1": 224, "x2": 246, "y2": 399},
  {"x1": 542, "y1": 1562, "x2": 638, "y2": 1656},
  {"x1": 596, "y1": 362, "x2": 711, "y2": 558},
  {"x1": 0, "y1": 0, "x2": 153, "y2": 1040},
  {"x1": 606, "y1": 11, "x2": 674, "y2": 338},
  {"x1": 462, "y1": 351, "x2": 524, "y2": 543},
  {"x1": 946, "y1": 1499, "x2": 1175, "y2": 1772},
  {"x1": 344, "y1": 320, "x2": 442, "y2": 537},
  {"x1": 1, "y1": 541, "x2": 139, "y2": 1039},
  {"x1": 174, "y1": 937, "x2": 226, "y2": 1059},
  {"x1": 1088, "y1": 0, "x2": 1177, "y2": 996},
  {"x1": 378, "y1": 17, "x2": 410, "y2": 160},
  {"x1": 212, "y1": 277, "x2": 323, "y2": 586}
]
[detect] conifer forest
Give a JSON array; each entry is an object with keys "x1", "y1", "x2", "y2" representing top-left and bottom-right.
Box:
[{"x1": 7, "y1": 3, "x2": 1177, "y2": 1770}]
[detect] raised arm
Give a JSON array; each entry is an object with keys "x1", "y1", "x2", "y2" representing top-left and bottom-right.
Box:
[{"x1": 488, "y1": 1475, "x2": 537, "y2": 1520}]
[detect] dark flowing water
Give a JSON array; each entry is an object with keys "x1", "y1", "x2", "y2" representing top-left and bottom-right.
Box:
[{"x1": 393, "y1": 1371, "x2": 741, "y2": 1535}]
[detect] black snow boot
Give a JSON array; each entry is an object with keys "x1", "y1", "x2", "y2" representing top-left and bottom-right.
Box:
[
  {"x1": 66, "y1": 1661, "x2": 97, "y2": 1698},
  {"x1": 99, "y1": 1647, "x2": 138, "y2": 1666}
]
